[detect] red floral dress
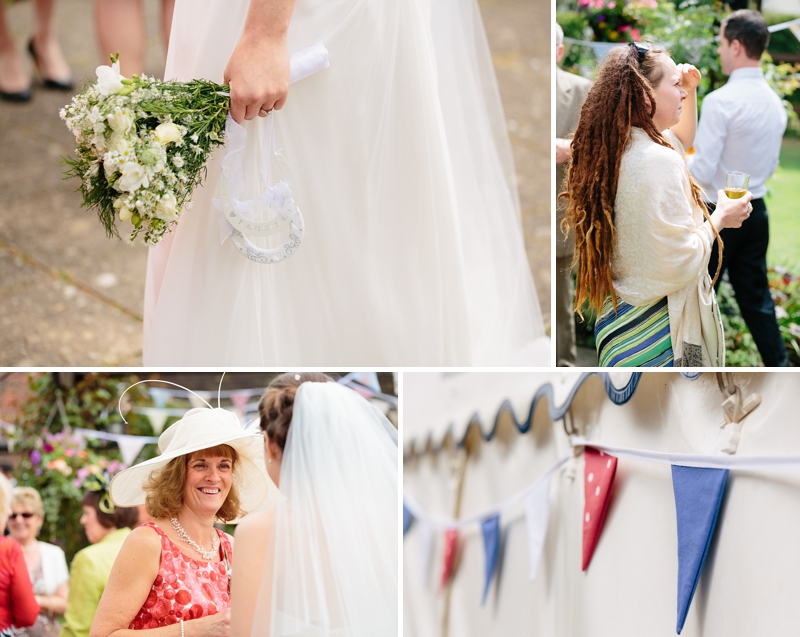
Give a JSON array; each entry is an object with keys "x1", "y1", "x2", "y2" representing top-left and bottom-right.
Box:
[{"x1": 129, "y1": 522, "x2": 232, "y2": 630}]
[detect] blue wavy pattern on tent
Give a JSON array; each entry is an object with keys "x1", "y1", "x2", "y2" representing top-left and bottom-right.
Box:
[{"x1": 411, "y1": 372, "x2": 643, "y2": 452}]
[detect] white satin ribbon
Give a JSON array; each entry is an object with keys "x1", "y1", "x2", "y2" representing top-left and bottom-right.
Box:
[
  {"x1": 570, "y1": 436, "x2": 800, "y2": 471},
  {"x1": 213, "y1": 43, "x2": 329, "y2": 263}
]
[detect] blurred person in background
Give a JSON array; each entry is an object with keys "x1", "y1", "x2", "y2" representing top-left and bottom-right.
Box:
[
  {"x1": 0, "y1": 476, "x2": 39, "y2": 636},
  {"x1": 59, "y1": 475, "x2": 138, "y2": 637},
  {"x1": 0, "y1": 0, "x2": 72, "y2": 102},
  {"x1": 687, "y1": 9, "x2": 789, "y2": 367},
  {"x1": 555, "y1": 23, "x2": 592, "y2": 366},
  {"x1": 95, "y1": 0, "x2": 174, "y2": 76},
  {"x1": 9, "y1": 488, "x2": 68, "y2": 637}
]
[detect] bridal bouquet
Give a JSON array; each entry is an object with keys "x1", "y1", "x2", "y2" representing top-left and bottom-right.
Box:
[{"x1": 61, "y1": 54, "x2": 230, "y2": 244}]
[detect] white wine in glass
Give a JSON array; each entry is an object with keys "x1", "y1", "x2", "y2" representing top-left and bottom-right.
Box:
[{"x1": 724, "y1": 171, "x2": 750, "y2": 199}]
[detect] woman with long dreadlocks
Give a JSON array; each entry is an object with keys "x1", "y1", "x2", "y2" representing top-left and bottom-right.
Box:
[{"x1": 562, "y1": 43, "x2": 753, "y2": 367}]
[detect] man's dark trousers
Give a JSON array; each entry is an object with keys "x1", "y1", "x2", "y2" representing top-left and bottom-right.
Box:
[{"x1": 707, "y1": 198, "x2": 789, "y2": 366}]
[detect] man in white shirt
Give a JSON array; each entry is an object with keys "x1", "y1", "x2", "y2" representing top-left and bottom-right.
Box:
[{"x1": 688, "y1": 9, "x2": 789, "y2": 366}]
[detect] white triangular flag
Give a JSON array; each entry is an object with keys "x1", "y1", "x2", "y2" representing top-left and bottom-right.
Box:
[
  {"x1": 140, "y1": 407, "x2": 170, "y2": 436},
  {"x1": 524, "y1": 474, "x2": 552, "y2": 582},
  {"x1": 188, "y1": 393, "x2": 207, "y2": 409},
  {"x1": 149, "y1": 388, "x2": 171, "y2": 409},
  {"x1": 116, "y1": 434, "x2": 147, "y2": 466},
  {"x1": 419, "y1": 520, "x2": 434, "y2": 584}
]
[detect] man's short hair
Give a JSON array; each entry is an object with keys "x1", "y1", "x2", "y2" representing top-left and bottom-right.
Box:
[
  {"x1": 722, "y1": 9, "x2": 769, "y2": 60},
  {"x1": 556, "y1": 23, "x2": 564, "y2": 47}
]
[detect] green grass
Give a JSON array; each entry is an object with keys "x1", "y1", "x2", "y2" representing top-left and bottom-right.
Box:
[{"x1": 766, "y1": 136, "x2": 800, "y2": 271}]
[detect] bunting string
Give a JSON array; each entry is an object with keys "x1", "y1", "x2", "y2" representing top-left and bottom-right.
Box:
[{"x1": 570, "y1": 436, "x2": 800, "y2": 471}]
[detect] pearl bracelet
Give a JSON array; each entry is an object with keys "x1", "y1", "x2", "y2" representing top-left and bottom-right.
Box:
[{"x1": 180, "y1": 619, "x2": 184, "y2": 637}]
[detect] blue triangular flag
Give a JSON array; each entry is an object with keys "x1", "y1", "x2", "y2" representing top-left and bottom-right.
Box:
[
  {"x1": 481, "y1": 515, "x2": 501, "y2": 605},
  {"x1": 672, "y1": 465, "x2": 729, "y2": 634},
  {"x1": 403, "y1": 503, "x2": 413, "y2": 536}
]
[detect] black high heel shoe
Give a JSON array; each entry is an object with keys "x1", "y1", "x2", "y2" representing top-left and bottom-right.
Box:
[
  {"x1": 0, "y1": 84, "x2": 32, "y2": 102},
  {"x1": 28, "y1": 39, "x2": 73, "y2": 91}
]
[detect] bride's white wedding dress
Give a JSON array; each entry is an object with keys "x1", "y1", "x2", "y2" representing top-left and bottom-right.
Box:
[{"x1": 143, "y1": 0, "x2": 549, "y2": 366}]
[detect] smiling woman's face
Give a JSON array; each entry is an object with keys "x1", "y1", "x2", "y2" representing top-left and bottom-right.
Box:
[{"x1": 183, "y1": 455, "x2": 234, "y2": 517}]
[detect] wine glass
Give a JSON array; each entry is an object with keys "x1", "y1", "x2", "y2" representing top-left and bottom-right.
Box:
[{"x1": 724, "y1": 171, "x2": 750, "y2": 199}]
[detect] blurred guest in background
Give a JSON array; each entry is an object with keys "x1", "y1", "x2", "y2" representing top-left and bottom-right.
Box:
[
  {"x1": 0, "y1": 476, "x2": 39, "y2": 636},
  {"x1": 59, "y1": 476, "x2": 138, "y2": 637},
  {"x1": 555, "y1": 23, "x2": 592, "y2": 366},
  {"x1": 687, "y1": 9, "x2": 788, "y2": 367},
  {"x1": 0, "y1": 0, "x2": 72, "y2": 102},
  {"x1": 9, "y1": 488, "x2": 68, "y2": 637},
  {"x1": 95, "y1": 0, "x2": 174, "y2": 76}
]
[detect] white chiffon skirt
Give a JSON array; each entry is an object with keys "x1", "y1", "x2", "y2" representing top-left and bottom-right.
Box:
[{"x1": 142, "y1": 0, "x2": 549, "y2": 366}]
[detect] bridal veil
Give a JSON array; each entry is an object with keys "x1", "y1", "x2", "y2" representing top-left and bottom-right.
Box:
[{"x1": 250, "y1": 382, "x2": 398, "y2": 636}]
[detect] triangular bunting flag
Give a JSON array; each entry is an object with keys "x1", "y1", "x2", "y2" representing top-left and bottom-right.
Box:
[
  {"x1": 230, "y1": 391, "x2": 250, "y2": 413},
  {"x1": 149, "y1": 388, "x2": 170, "y2": 409},
  {"x1": 403, "y1": 504, "x2": 413, "y2": 536},
  {"x1": 188, "y1": 393, "x2": 209, "y2": 409},
  {"x1": 524, "y1": 474, "x2": 552, "y2": 582},
  {"x1": 672, "y1": 465, "x2": 729, "y2": 634},
  {"x1": 419, "y1": 521, "x2": 433, "y2": 583},
  {"x1": 116, "y1": 435, "x2": 147, "y2": 467},
  {"x1": 140, "y1": 407, "x2": 170, "y2": 436},
  {"x1": 481, "y1": 516, "x2": 500, "y2": 605},
  {"x1": 582, "y1": 447, "x2": 618, "y2": 570},
  {"x1": 440, "y1": 529, "x2": 458, "y2": 590}
]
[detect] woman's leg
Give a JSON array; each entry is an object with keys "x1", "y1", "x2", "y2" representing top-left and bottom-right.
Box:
[
  {"x1": 31, "y1": 0, "x2": 72, "y2": 82},
  {"x1": 0, "y1": 3, "x2": 29, "y2": 94},
  {"x1": 161, "y1": 0, "x2": 175, "y2": 50},
  {"x1": 95, "y1": 0, "x2": 145, "y2": 77}
]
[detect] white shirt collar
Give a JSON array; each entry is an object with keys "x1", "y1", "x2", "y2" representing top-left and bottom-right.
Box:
[{"x1": 727, "y1": 67, "x2": 764, "y2": 82}]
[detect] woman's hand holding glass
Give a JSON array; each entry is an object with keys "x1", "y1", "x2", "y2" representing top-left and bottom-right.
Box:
[{"x1": 711, "y1": 188, "x2": 753, "y2": 230}]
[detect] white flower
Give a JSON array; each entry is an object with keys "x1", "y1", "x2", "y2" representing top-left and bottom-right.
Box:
[
  {"x1": 113, "y1": 197, "x2": 134, "y2": 221},
  {"x1": 108, "y1": 108, "x2": 134, "y2": 134},
  {"x1": 155, "y1": 192, "x2": 179, "y2": 223},
  {"x1": 172, "y1": 154, "x2": 184, "y2": 168},
  {"x1": 117, "y1": 161, "x2": 150, "y2": 193},
  {"x1": 154, "y1": 122, "x2": 182, "y2": 145},
  {"x1": 190, "y1": 133, "x2": 199, "y2": 143},
  {"x1": 108, "y1": 133, "x2": 131, "y2": 155},
  {"x1": 96, "y1": 61, "x2": 126, "y2": 96}
]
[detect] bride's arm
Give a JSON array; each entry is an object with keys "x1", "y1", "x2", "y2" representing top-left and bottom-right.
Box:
[
  {"x1": 230, "y1": 509, "x2": 276, "y2": 637},
  {"x1": 223, "y1": 0, "x2": 297, "y2": 124}
]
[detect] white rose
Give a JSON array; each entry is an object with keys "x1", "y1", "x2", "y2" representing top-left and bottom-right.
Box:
[
  {"x1": 108, "y1": 109, "x2": 133, "y2": 134},
  {"x1": 113, "y1": 197, "x2": 133, "y2": 221},
  {"x1": 155, "y1": 192, "x2": 179, "y2": 223},
  {"x1": 154, "y1": 122, "x2": 182, "y2": 145},
  {"x1": 96, "y1": 61, "x2": 125, "y2": 96},
  {"x1": 108, "y1": 133, "x2": 131, "y2": 154},
  {"x1": 117, "y1": 161, "x2": 149, "y2": 193}
]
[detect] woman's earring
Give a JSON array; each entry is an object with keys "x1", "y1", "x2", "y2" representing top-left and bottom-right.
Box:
[{"x1": 268, "y1": 458, "x2": 273, "y2": 465}]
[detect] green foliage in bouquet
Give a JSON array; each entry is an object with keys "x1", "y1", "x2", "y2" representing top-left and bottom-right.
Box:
[
  {"x1": 61, "y1": 53, "x2": 231, "y2": 245},
  {"x1": 12, "y1": 373, "x2": 157, "y2": 560}
]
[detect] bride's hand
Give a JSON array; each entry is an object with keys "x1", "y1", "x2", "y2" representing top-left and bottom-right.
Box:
[{"x1": 224, "y1": 35, "x2": 290, "y2": 124}]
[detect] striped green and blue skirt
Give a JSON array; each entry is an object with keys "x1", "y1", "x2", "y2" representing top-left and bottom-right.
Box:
[{"x1": 595, "y1": 296, "x2": 674, "y2": 367}]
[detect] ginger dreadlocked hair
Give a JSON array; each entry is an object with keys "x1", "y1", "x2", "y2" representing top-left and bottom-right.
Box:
[{"x1": 560, "y1": 44, "x2": 722, "y2": 316}]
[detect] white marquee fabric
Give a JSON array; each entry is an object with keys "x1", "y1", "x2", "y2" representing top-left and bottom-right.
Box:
[{"x1": 403, "y1": 372, "x2": 800, "y2": 637}]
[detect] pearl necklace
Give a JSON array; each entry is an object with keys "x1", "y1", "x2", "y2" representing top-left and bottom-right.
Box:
[{"x1": 170, "y1": 517, "x2": 219, "y2": 561}]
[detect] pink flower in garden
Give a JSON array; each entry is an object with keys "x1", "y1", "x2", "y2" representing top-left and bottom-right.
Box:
[
  {"x1": 77, "y1": 467, "x2": 90, "y2": 480},
  {"x1": 65, "y1": 449, "x2": 75, "y2": 457},
  {"x1": 43, "y1": 443, "x2": 54, "y2": 453},
  {"x1": 609, "y1": 2, "x2": 616, "y2": 7},
  {"x1": 631, "y1": 28, "x2": 641, "y2": 41},
  {"x1": 30, "y1": 450, "x2": 41, "y2": 466}
]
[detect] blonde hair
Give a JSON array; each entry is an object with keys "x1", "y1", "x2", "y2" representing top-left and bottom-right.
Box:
[
  {"x1": 143, "y1": 444, "x2": 244, "y2": 523},
  {"x1": 11, "y1": 487, "x2": 44, "y2": 518}
]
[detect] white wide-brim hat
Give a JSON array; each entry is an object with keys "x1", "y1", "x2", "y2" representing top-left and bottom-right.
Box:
[{"x1": 110, "y1": 407, "x2": 279, "y2": 523}]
